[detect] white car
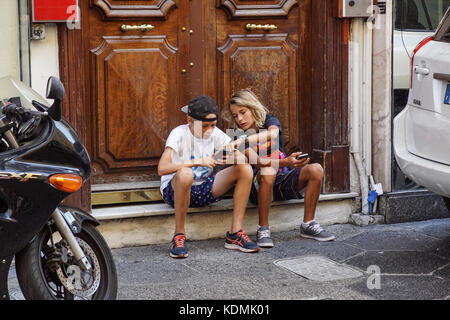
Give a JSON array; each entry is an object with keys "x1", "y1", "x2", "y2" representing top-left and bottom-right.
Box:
[
  {"x1": 393, "y1": 6, "x2": 450, "y2": 211},
  {"x1": 392, "y1": 0, "x2": 450, "y2": 190},
  {"x1": 393, "y1": 0, "x2": 450, "y2": 104}
]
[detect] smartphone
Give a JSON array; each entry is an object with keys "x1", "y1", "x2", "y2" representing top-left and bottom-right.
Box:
[
  {"x1": 213, "y1": 149, "x2": 231, "y2": 160},
  {"x1": 296, "y1": 153, "x2": 309, "y2": 160}
]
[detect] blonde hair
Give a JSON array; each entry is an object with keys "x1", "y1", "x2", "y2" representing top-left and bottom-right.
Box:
[{"x1": 223, "y1": 89, "x2": 269, "y2": 129}]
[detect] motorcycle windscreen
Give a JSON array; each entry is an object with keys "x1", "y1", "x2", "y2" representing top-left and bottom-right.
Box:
[{"x1": 0, "y1": 76, "x2": 49, "y2": 111}]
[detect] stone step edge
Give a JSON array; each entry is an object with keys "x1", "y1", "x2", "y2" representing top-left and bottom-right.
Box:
[{"x1": 92, "y1": 192, "x2": 359, "y2": 221}]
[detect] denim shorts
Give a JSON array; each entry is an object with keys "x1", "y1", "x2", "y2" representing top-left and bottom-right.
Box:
[
  {"x1": 162, "y1": 174, "x2": 223, "y2": 208},
  {"x1": 249, "y1": 167, "x2": 304, "y2": 204}
]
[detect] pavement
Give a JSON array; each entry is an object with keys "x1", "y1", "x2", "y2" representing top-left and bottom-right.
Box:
[{"x1": 7, "y1": 217, "x2": 450, "y2": 301}]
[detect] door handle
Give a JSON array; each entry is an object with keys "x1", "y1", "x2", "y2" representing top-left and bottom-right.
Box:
[
  {"x1": 413, "y1": 66, "x2": 430, "y2": 75},
  {"x1": 433, "y1": 73, "x2": 450, "y2": 82},
  {"x1": 120, "y1": 24, "x2": 155, "y2": 32},
  {"x1": 245, "y1": 24, "x2": 278, "y2": 31}
]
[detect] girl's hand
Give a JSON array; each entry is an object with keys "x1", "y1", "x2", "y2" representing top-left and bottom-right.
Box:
[
  {"x1": 288, "y1": 152, "x2": 310, "y2": 168},
  {"x1": 231, "y1": 149, "x2": 248, "y2": 165},
  {"x1": 217, "y1": 148, "x2": 247, "y2": 165},
  {"x1": 228, "y1": 138, "x2": 242, "y2": 150}
]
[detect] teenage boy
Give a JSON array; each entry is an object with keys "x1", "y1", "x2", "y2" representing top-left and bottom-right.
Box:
[{"x1": 158, "y1": 95, "x2": 260, "y2": 258}]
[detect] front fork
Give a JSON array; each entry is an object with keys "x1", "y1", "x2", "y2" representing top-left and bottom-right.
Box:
[{"x1": 52, "y1": 208, "x2": 92, "y2": 271}]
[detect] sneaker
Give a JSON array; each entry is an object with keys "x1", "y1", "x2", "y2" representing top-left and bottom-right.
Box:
[
  {"x1": 225, "y1": 229, "x2": 260, "y2": 253},
  {"x1": 300, "y1": 221, "x2": 335, "y2": 241},
  {"x1": 256, "y1": 225, "x2": 274, "y2": 248},
  {"x1": 170, "y1": 233, "x2": 188, "y2": 258}
]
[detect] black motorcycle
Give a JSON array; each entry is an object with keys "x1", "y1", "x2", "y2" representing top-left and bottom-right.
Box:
[{"x1": 0, "y1": 76, "x2": 117, "y2": 300}]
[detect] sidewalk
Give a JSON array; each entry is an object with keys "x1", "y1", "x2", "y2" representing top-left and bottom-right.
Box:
[
  {"x1": 8, "y1": 218, "x2": 450, "y2": 300},
  {"x1": 111, "y1": 218, "x2": 450, "y2": 300}
]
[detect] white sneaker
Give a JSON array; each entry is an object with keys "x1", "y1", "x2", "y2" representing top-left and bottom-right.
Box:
[
  {"x1": 300, "y1": 221, "x2": 335, "y2": 241},
  {"x1": 256, "y1": 226, "x2": 274, "y2": 248}
]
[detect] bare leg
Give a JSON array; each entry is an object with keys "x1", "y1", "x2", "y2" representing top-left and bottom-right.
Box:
[
  {"x1": 211, "y1": 164, "x2": 253, "y2": 233},
  {"x1": 297, "y1": 163, "x2": 324, "y2": 222},
  {"x1": 171, "y1": 167, "x2": 194, "y2": 235},
  {"x1": 257, "y1": 167, "x2": 277, "y2": 227}
]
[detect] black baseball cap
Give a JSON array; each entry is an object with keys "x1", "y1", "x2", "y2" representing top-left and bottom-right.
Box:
[{"x1": 181, "y1": 95, "x2": 218, "y2": 122}]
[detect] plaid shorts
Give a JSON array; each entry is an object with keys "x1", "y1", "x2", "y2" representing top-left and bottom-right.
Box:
[
  {"x1": 249, "y1": 167, "x2": 304, "y2": 204},
  {"x1": 162, "y1": 174, "x2": 223, "y2": 208}
]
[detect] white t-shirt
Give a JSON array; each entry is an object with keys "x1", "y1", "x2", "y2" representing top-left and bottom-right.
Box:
[{"x1": 160, "y1": 124, "x2": 232, "y2": 194}]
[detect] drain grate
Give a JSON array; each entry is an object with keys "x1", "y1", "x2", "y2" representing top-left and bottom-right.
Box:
[{"x1": 274, "y1": 255, "x2": 364, "y2": 282}]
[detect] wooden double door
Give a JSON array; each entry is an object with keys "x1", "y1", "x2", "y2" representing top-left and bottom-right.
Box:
[
  {"x1": 84, "y1": 0, "x2": 310, "y2": 184},
  {"x1": 59, "y1": 0, "x2": 349, "y2": 208}
]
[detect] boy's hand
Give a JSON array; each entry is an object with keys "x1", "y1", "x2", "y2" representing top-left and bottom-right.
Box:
[
  {"x1": 213, "y1": 145, "x2": 240, "y2": 165},
  {"x1": 192, "y1": 157, "x2": 217, "y2": 168},
  {"x1": 288, "y1": 152, "x2": 310, "y2": 168}
]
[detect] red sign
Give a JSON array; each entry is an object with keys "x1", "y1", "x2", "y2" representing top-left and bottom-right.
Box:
[{"x1": 32, "y1": 0, "x2": 79, "y2": 22}]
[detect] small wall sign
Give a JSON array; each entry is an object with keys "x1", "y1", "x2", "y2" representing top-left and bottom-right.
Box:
[{"x1": 32, "y1": 0, "x2": 79, "y2": 23}]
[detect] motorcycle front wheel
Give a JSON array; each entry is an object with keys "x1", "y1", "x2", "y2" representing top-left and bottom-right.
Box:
[
  {"x1": 15, "y1": 221, "x2": 118, "y2": 300},
  {"x1": 443, "y1": 197, "x2": 450, "y2": 214}
]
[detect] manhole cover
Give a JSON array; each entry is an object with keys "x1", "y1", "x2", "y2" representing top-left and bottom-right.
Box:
[{"x1": 274, "y1": 255, "x2": 363, "y2": 282}]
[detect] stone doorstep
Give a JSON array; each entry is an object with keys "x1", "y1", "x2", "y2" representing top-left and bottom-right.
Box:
[
  {"x1": 92, "y1": 192, "x2": 359, "y2": 220},
  {"x1": 94, "y1": 192, "x2": 358, "y2": 249}
]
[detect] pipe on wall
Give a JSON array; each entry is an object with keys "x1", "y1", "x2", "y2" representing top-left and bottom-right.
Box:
[{"x1": 350, "y1": 18, "x2": 373, "y2": 215}]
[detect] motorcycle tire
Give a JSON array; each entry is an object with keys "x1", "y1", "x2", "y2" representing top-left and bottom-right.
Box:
[
  {"x1": 15, "y1": 221, "x2": 118, "y2": 300},
  {"x1": 444, "y1": 197, "x2": 450, "y2": 213}
]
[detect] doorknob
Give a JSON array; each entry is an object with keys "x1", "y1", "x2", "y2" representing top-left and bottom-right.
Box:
[
  {"x1": 120, "y1": 24, "x2": 155, "y2": 32},
  {"x1": 413, "y1": 66, "x2": 429, "y2": 75},
  {"x1": 245, "y1": 24, "x2": 278, "y2": 31}
]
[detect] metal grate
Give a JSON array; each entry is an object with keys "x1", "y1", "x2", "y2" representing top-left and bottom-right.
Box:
[{"x1": 274, "y1": 255, "x2": 364, "y2": 282}]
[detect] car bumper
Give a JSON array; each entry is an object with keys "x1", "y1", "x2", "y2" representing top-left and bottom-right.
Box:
[{"x1": 393, "y1": 106, "x2": 450, "y2": 197}]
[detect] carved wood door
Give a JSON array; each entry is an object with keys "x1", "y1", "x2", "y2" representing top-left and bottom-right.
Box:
[
  {"x1": 87, "y1": 0, "x2": 189, "y2": 184},
  {"x1": 85, "y1": 0, "x2": 311, "y2": 186},
  {"x1": 212, "y1": 0, "x2": 310, "y2": 155}
]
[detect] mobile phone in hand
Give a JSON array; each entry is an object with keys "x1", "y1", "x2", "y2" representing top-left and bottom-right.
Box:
[
  {"x1": 296, "y1": 153, "x2": 309, "y2": 160},
  {"x1": 213, "y1": 149, "x2": 231, "y2": 160}
]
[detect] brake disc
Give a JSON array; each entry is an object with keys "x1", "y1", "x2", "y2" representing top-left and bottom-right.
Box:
[{"x1": 56, "y1": 238, "x2": 101, "y2": 298}]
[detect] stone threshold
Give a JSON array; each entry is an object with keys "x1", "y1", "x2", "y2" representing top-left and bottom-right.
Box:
[{"x1": 92, "y1": 192, "x2": 359, "y2": 221}]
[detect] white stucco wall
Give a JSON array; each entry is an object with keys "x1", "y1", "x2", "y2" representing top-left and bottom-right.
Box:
[
  {"x1": 30, "y1": 24, "x2": 60, "y2": 101},
  {"x1": 0, "y1": 0, "x2": 20, "y2": 79},
  {"x1": 348, "y1": 2, "x2": 393, "y2": 207},
  {"x1": 0, "y1": 2, "x2": 59, "y2": 101},
  {"x1": 371, "y1": 1, "x2": 393, "y2": 193}
]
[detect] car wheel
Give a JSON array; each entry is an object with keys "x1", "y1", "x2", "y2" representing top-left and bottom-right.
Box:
[{"x1": 443, "y1": 197, "x2": 450, "y2": 213}]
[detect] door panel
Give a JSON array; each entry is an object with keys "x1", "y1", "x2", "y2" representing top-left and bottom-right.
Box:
[
  {"x1": 87, "y1": 0, "x2": 189, "y2": 183},
  {"x1": 91, "y1": 37, "x2": 177, "y2": 171},
  {"x1": 218, "y1": 0, "x2": 297, "y2": 18},
  {"x1": 216, "y1": 1, "x2": 302, "y2": 154},
  {"x1": 91, "y1": 0, "x2": 177, "y2": 19},
  {"x1": 218, "y1": 35, "x2": 298, "y2": 151}
]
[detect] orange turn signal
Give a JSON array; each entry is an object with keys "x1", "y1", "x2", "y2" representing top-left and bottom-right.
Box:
[{"x1": 49, "y1": 174, "x2": 83, "y2": 193}]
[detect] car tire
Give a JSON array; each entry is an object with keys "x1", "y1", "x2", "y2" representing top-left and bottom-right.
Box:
[{"x1": 443, "y1": 197, "x2": 450, "y2": 213}]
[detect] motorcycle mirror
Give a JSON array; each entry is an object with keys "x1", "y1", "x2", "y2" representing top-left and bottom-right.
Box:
[
  {"x1": 46, "y1": 76, "x2": 65, "y2": 121},
  {"x1": 46, "y1": 76, "x2": 65, "y2": 100}
]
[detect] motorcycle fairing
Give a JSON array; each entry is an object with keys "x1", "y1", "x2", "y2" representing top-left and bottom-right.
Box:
[{"x1": 0, "y1": 79, "x2": 91, "y2": 258}]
